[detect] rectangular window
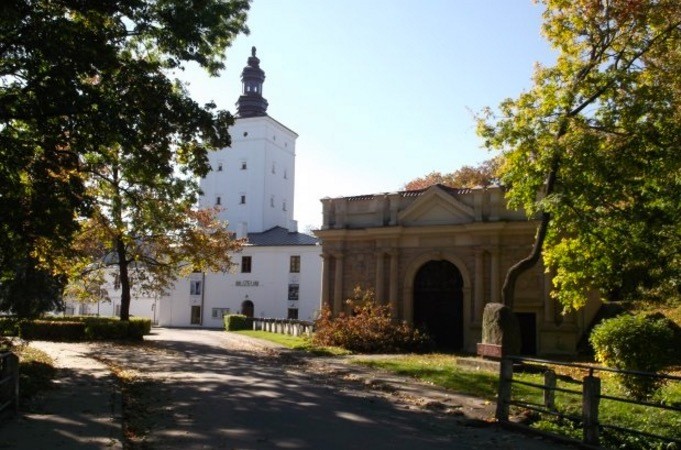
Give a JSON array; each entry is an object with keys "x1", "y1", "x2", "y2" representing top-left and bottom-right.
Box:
[
  {"x1": 241, "y1": 256, "x2": 252, "y2": 273},
  {"x1": 215, "y1": 196, "x2": 221, "y2": 206},
  {"x1": 287, "y1": 308, "x2": 298, "y2": 320},
  {"x1": 190, "y1": 280, "x2": 202, "y2": 295},
  {"x1": 289, "y1": 255, "x2": 300, "y2": 273},
  {"x1": 217, "y1": 162, "x2": 223, "y2": 171},
  {"x1": 240, "y1": 194, "x2": 246, "y2": 205},
  {"x1": 270, "y1": 195, "x2": 275, "y2": 207},
  {"x1": 211, "y1": 307, "x2": 230, "y2": 319},
  {"x1": 288, "y1": 284, "x2": 299, "y2": 301},
  {"x1": 240, "y1": 161, "x2": 247, "y2": 170}
]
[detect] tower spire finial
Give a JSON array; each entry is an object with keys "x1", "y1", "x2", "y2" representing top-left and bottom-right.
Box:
[{"x1": 236, "y1": 48, "x2": 268, "y2": 118}]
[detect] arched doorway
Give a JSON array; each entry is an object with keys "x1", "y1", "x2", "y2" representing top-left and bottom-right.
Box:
[
  {"x1": 241, "y1": 300, "x2": 254, "y2": 318},
  {"x1": 413, "y1": 260, "x2": 464, "y2": 350}
]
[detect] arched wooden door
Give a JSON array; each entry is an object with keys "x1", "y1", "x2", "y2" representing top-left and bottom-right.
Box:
[
  {"x1": 413, "y1": 260, "x2": 464, "y2": 350},
  {"x1": 241, "y1": 300, "x2": 254, "y2": 318}
]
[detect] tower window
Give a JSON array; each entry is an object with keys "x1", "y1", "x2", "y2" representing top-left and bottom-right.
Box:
[
  {"x1": 217, "y1": 162, "x2": 223, "y2": 172},
  {"x1": 271, "y1": 163, "x2": 276, "y2": 174},
  {"x1": 241, "y1": 161, "x2": 247, "y2": 170},
  {"x1": 215, "y1": 196, "x2": 221, "y2": 206},
  {"x1": 240, "y1": 195, "x2": 246, "y2": 205},
  {"x1": 241, "y1": 256, "x2": 252, "y2": 273},
  {"x1": 283, "y1": 201, "x2": 287, "y2": 211},
  {"x1": 290, "y1": 255, "x2": 300, "y2": 273},
  {"x1": 270, "y1": 196, "x2": 275, "y2": 207},
  {"x1": 284, "y1": 170, "x2": 287, "y2": 179},
  {"x1": 190, "y1": 280, "x2": 202, "y2": 296}
]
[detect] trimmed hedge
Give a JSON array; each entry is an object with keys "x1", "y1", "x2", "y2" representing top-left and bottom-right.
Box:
[
  {"x1": 19, "y1": 320, "x2": 86, "y2": 342},
  {"x1": 224, "y1": 314, "x2": 253, "y2": 331},
  {"x1": 14, "y1": 316, "x2": 152, "y2": 342}
]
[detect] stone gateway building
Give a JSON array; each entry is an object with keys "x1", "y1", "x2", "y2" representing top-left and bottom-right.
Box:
[{"x1": 314, "y1": 184, "x2": 601, "y2": 355}]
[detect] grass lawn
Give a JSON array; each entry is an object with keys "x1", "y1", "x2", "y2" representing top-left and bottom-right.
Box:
[
  {"x1": 11, "y1": 344, "x2": 57, "y2": 401},
  {"x1": 352, "y1": 353, "x2": 681, "y2": 449},
  {"x1": 230, "y1": 330, "x2": 351, "y2": 356}
]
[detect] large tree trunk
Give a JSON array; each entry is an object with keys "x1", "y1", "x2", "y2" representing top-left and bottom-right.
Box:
[
  {"x1": 501, "y1": 211, "x2": 551, "y2": 309},
  {"x1": 111, "y1": 165, "x2": 131, "y2": 321},
  {"x1": 116, "y1": 235, "x2": 131, "y2": 321},
  {"x1": 501, "y1": 160, "x2": 559, "y2": 309}
]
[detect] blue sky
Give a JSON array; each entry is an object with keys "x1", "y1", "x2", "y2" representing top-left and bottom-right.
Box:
[{"x1": 181, "y1": 0, "x2": 556, "y2": 230}]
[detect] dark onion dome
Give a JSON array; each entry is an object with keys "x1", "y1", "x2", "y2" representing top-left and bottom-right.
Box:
[{"x1": 236, "y1": 46, "x2": 268, "y2": 117}]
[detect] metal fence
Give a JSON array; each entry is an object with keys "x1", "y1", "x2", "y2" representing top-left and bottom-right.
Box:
[
  {"x1": 252, "y1": 318, "x2": 314, "y2": 337},
  {"x1": 0, "y1": 352, "x2": 19, "y2": 415},
  {"x1": 496, "y1": 355, "x2": 681, "y2": 447}
]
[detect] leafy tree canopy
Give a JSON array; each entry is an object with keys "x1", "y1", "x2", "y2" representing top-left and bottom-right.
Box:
[
  {"x1": 478, "y1": 0, "x2": 681, "y2": 310},
  {"x1": 403, "y1": 158, "x2": 500, "y2": 190},
  {"x1": 1, "y1": 0, "x2": 249, "y2": 316}
]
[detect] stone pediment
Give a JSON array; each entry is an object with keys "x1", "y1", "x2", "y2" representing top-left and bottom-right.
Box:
[{"x1": 398, "y1": 185, "x2": 475, "y2": 226}]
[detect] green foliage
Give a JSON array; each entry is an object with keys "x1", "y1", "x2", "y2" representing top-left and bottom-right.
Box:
[
  {"x1": 590, "y1": 314, "x2": 676, "y2": 399},
  {"x1": 223, "y1": 314, "x2": 253, "y2": 331},
  {"x1": 1, "y1": 0, "x2": 250, "y2": 319},
  {"x1": 0, "y1": 317, "x2": 18, "y2": 336},
  {"x1": 312, "y1": 288, "x2": 432, "y2": 354},
  {"x1": 478, "y1": 0, "x2": 681, "y2": 309},
  {"x1": 0, "y1": 258, "x2": 65, "y2": 318}
]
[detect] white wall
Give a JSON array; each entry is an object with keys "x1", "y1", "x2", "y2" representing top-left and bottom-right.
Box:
[
  {"x1": 201, "y1": 116, "x2": 298, "y2": 234},
  {"x1": 157, "y1": 243, "x2": 322, "y2": 328}
]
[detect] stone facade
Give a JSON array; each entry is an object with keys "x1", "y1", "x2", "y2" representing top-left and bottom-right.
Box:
[{"x1": 314, "y1": 184, "x2": 601, "y2": 355}]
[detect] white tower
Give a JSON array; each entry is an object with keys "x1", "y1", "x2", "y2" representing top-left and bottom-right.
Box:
[{"x1": 200, "y1": 47, "x2": 298, "y2": 237}]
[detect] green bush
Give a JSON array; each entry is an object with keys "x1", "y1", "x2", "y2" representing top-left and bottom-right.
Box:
[
  {"x1": 19, "y1": 320, "x2": 86, "y2": 342},
  {"x1": 81, "y1": 317, "x2": 150, "y2": 341},
  {"x1": 84, "y1": 319, "x2": 129, "y2": 340},
  {"x1": 126, "y1": 318, "x2": 151, "y2": 340},
  {"x1": 590, "y1": 314, "x2": 675, "y2": 399},
  {"x1": 0, "y1": 317, "x2": 18, "y2": 336},
  {"x1": 312, "y1": 288, "x2": 432, "y2": 354},
  {"x1": 224, "y1": 314, "x2": 253, "y2": 331}
]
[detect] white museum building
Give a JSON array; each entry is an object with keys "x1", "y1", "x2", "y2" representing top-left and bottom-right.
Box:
[{"x1": 66, "y1": 48, "x2": 323, "y2": 326}]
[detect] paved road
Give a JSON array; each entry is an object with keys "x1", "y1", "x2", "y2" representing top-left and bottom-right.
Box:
[{"x1": 94, "y1": 328, "x2": 571, "y2": 450}]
